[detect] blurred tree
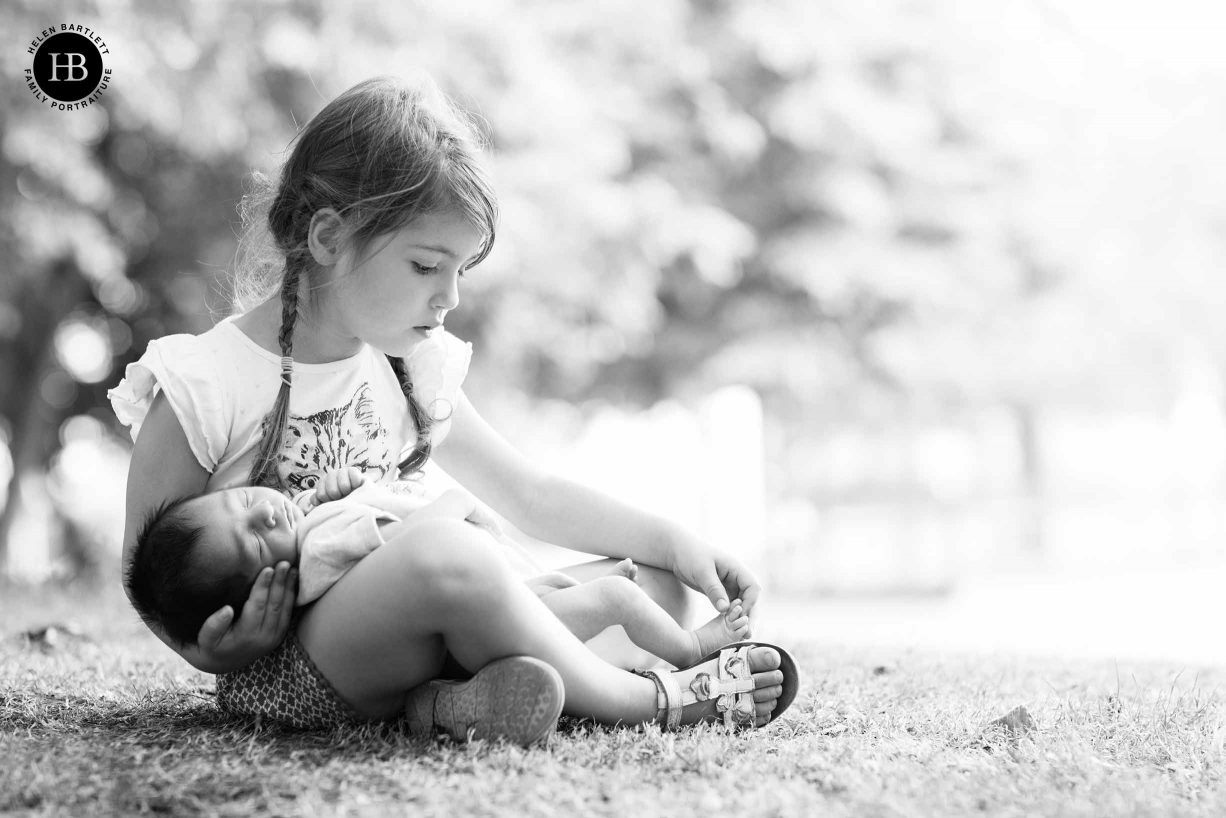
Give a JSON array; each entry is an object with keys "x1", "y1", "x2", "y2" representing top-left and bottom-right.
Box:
[{"x1": 5, "y1": 0, "x2": 1226, "y2": 576}]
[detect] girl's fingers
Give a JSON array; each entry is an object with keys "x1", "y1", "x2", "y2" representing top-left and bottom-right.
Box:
[
  {"x1": 738, "y1": 582, "x2": 761, "y2": 617},
  {"x1": 260, "y1": 563, "x2": 292, "y2": 628},
  {"x1": 702, "y1": 576, "x2": 730, "y2": 612},
  {"x1": 198, "y1": 605, "x2": 235, "y2": 650},
  {"x1": 277, "y1": 568, "x2": 297, "y2": 631},
  {"x1": 721, "y1": 562, "x2": 761, "y2": 617},
  {"x1": 242, "y1": 567, "x2": 274, "y2": 625}
]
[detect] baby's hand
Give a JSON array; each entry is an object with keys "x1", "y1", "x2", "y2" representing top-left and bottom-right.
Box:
[{"x1": 315, "y1": 467, "x2": 365, "y2": 503}]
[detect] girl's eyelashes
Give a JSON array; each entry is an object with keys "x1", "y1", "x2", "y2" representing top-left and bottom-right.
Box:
[{"x1": 412, "y1": 262, "x2": 468, "y2": 278}]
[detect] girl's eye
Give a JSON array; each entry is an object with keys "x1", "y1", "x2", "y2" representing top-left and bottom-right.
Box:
[{"x1": 413, "y1": 262, "x2": 439, "y2": 276}]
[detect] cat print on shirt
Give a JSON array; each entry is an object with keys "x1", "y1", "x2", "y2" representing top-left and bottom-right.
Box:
[{"x1": 275, "y1": 384, "x2": 394, "y2": 493}]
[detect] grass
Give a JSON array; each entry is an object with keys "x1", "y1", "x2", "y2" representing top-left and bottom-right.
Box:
[{"x1": 2, "y1": 578, "x2": 1224, "y2": 817}]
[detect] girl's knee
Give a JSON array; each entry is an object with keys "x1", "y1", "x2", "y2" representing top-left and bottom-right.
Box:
[{"x1": 391, "y1": 518, "x2": 514, "y2": 601}]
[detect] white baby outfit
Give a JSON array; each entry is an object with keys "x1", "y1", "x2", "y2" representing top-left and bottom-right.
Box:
[{"x1": 289, "y1": 483, "x2": 405, "y2": 604}]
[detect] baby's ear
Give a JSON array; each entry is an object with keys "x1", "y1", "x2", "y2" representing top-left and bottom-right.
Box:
[{"x1": 307, "y1": 208, "x2": 344, "y2": 266}]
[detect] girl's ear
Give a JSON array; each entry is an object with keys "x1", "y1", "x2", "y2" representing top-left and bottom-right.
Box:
[{"x1": 307, "y1": 209, "x2": 344, "y2": 266}]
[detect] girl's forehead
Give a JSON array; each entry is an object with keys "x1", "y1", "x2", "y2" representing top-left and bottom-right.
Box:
[{"x1": 390, "y1": 211, "x2": 486, "y2": 254}]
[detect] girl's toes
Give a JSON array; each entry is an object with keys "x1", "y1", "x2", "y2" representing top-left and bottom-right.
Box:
[
  {"x1": 753, "y1": 684, "x2": 783, "y2": 703},
  {"x1": 748, "y1": 646, "x2": 781, "y2": 672},
  {"x1": 729, "y1": 616, "x2": 751, "y2": 635},
  {"x1": 755, "y1": 698, "x2": 777, "y2": 719}
]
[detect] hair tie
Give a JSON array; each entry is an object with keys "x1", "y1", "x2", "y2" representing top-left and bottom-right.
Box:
[{"x1": 280, "y1": 356, "x2": 294, "y2": 387}]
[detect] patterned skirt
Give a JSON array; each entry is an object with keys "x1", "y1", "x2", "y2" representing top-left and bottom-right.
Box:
[{"x1": 215, "y1": 626, "x2": 364, "y2": 730}]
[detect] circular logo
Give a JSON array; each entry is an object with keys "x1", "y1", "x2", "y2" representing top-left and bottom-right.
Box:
[{"x1": 31, "y1": 32, "x2": 103, "y2": 102}]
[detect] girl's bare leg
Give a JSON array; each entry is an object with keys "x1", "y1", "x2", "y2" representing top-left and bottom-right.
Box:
[{"x1": 297, "y1": 519, "x2": 784, "y2": 726}]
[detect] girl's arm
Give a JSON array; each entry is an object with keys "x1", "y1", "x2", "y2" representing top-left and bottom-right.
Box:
[
  {"x1": 123, "y1": 392, "x2": 295, "y2": 673},
  {"x1": 432, "y1": 391, "x2": 761, "y2": 614},
  {"x1": 375, "y1": 488, "x2": 505, "y2": 542}
]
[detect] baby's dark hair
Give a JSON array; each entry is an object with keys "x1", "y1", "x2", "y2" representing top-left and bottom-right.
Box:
[{"x1": 126, "y1": 496, "x2": 254, "y2": 646}]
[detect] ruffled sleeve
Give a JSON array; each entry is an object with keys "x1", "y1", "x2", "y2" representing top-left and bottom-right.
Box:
[
  {"x1": 405, "y1": 329, "x2": 473, "y2": 448},
  {"x1": 107, "y1": 334, "x2": 230, "y2": 473}
]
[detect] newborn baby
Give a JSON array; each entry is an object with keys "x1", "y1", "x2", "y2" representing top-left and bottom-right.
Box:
[{"x1": 127, "y1": 469, "x2": 750, "y2": 669}]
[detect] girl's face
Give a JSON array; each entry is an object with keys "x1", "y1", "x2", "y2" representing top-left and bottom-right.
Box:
[
  {"x1": 320, "y1": 210, "x2": 487, "y2": 359},
  {"x1": 192, "y1": 486, "x2": 303, "y2": 576}
]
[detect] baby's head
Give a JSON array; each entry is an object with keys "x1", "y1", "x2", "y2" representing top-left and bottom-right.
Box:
[{"x1": 126, "y1": 486, "x2": 304, "y2": 645}]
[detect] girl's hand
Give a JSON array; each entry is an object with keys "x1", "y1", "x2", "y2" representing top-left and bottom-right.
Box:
[
  {"x1": 194, "y1": 562, "x2": 297, "y2": 674},
  {"x1": 667, "y1": 536, "x2": 762, "y2": 619},
  {"x1": 314, "y1": 467, "x2": 365, "y2": 503},
  {"x1": 419, "y1": 488, "x2": 506, "y2": 539}
]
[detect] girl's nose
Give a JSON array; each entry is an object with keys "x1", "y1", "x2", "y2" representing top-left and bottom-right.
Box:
[{"x1": 432, "y1": 270, "x2": 461, "y2": 311}]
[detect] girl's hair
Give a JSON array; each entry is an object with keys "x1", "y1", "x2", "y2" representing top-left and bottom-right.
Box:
[
  {"x1": 126, "y1": 496, "x2": 253, "y2": 646},
  {"x1": 233, "y1": 75, "x2": 499, "y2": 490}
]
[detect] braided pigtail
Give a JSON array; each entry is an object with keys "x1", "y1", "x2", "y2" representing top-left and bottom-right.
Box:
[
  {"x1": 387, "y1": 354, "x2": 435, "y2": 478},
  {"x1": 231, "y1": 76, "x2": 499, "y2": 488},
  {"x1": 247, "y1": 264, "x2": 302, "y2": 490}
]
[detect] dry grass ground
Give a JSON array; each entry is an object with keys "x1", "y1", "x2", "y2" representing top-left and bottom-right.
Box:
[{"x1": 2, "y1": 578, "x2": 1223, "y2": 817}]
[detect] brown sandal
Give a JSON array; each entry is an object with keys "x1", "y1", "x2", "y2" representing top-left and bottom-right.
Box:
[{"x1": 634, "y1": 640, "x2": 800, "y2": 730}]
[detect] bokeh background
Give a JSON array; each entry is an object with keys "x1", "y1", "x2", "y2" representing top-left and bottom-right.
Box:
[{"x1": 2, "y1": 0, "x2": 1224, "y2": 664}]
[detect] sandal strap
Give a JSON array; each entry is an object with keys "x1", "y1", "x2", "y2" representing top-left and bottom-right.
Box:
[
  {"x1": 632, "y1": 667, "x2": 684, "y2": 731},
  {"x1": 715, "y1": 644, "x2": 757, "y2": 728},
  {"x1": 637, "y1": 644, "x2": 760, "y2": 731},
  {"x1": 673, "y1": 645, "x2": 756, "y2": 728}
]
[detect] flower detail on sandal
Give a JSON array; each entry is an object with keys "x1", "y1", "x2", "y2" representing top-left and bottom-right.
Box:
[{"x1": 690, "y1": 673, "x2": 714, "y2": 700}]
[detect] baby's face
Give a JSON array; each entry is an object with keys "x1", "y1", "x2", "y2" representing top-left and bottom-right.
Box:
[{"x1": 191, "y1": 486, "x2": 304, "y2": 575}]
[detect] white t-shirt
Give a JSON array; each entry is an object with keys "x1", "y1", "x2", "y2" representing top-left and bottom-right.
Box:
[{"x1": 108, "y1": 317, "x2": 472, "y2": 496}]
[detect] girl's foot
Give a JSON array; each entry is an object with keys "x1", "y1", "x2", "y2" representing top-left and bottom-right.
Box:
[
  {"x1": 637, "y1": 643, "x2": 791, "y2": 729},
  {"x1": 611, "y1": 558, "x2": 639, "y2": 583},
  {"x1": 685, "y1": 599, "x2": 751, "y2": 666},
  {"x1": 403, "y1": 655, "x2": 565, "y2": 746}
]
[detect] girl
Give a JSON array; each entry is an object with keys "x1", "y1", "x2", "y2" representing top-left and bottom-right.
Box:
[{"x1": 110, "y1": 75, "x2": 799, "y2": 745}]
